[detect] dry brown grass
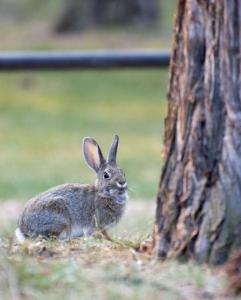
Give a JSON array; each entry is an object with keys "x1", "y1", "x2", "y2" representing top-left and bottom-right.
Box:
[{"x1": 0, "y1": 200, "x2": 235, "y2": 300}]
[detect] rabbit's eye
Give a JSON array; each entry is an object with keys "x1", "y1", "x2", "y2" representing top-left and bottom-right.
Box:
[{"x1": 103, "y1": 171, "x2": 110, "y2": 179}]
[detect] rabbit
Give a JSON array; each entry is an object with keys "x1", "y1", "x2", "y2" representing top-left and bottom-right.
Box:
[{"x1": 15, "y1": 135, "x2": 128, "y2": 241}]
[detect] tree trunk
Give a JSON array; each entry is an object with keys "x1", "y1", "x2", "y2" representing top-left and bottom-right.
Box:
[
  {"x1": 155, "y1": 0, "x2": 241, "y2": 265},
  {"x1": 55, "y1": 0, "x2": 159, "y2": 33}
]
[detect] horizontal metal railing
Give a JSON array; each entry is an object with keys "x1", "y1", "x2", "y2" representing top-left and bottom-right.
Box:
[{"x1": 0, "y1": 50, "x2": 170, "y2": 71}]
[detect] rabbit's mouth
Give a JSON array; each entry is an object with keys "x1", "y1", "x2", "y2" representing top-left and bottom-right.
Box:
[
  {"x1": 98, "y1": 184, "x2": 128, "y2": 204},
  {"x1": 109, "y1": 187, "x2": 128, "y2": 204}
]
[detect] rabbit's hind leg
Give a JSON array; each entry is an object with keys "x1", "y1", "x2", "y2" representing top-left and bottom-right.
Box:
[
  {"x1": 101, "y1": 229, "x2": 111, "y2": 241},
  {"x1": 20, "y1": 198, "x2": 72, "y2": 240},
  {"x1": 38, "y1": 217, "x2": 71, "y2": 240},
  {"x1": 25, "y1": 211, "x2": 71, "y2": 240}
]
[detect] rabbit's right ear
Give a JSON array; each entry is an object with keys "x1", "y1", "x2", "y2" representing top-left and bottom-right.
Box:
[{"x1": 83, "y1": 137, "x2": 105, "y2": 172}]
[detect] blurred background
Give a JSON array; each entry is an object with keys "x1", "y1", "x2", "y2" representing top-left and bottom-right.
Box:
[
  {"x1": 0, "y1": 4, "x2": 226, "y2": 300},
  {"x1": 0, "y1": 0, "x2": 177, "y2": 203}
]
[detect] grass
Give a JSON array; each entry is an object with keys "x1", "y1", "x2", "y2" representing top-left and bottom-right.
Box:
[
  {"x1": 0, "y1": 240, "x2": 225, "y2": 300},
  {"x1": 0, "y1": 69, "x2": 167, "y2": 200},
  {"x1": 0, "y1": 203, "x2": 229, "y2": 300},
  {"x1": 0, "y1": 0, "x2": 172, "y2": 200}
]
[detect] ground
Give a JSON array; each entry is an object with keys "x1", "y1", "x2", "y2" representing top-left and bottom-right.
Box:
[{"x1": 0, "y1": 200, "x2": 236, "y2": 300}]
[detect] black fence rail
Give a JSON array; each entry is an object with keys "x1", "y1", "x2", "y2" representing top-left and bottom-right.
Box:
[{"x1": 0, "y1": 50, "x2": 170, "y2": 71}]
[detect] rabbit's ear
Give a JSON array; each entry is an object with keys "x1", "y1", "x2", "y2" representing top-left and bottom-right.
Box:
[
  {"x1": 107, "y1": 135, "x2": 119, "y2": 166},
  {"x1": 83, "y1": 137, "x2": 105, "y2": 172}
]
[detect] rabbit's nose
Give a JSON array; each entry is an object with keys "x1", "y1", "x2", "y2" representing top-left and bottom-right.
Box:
[{"x1": 117, "y1": 181, "x2": 127, "y2": 188}]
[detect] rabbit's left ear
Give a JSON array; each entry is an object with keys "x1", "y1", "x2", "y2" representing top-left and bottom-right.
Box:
[
  {"x1": 108, "y1": 135, "x2": 119, "y2": 165},
  {"x1": 83, "y1": 137, "x2": 105, "y2": 172}
]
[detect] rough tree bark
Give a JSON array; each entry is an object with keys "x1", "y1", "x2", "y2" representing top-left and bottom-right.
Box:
[{"x1": 155, "y1": 0, "x2": 241, "y2": 265}]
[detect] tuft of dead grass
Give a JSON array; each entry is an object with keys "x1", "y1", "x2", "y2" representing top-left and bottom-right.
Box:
[
  {"x1": 0, "y1": 229, "x2": 232, "y2": 300},
  {"x1": 0, "y1": 200, "x2": 235, "y2": 300}
]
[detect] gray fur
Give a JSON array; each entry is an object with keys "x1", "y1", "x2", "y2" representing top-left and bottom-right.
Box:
[
  {"x1": 108, "y1": 135, "x2": 119, "y2": 165},
  {"x1": 17, "y1": 136, "x2": 128, "y2": 240}
]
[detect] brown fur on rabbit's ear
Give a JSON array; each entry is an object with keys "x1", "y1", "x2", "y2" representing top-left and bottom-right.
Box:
[{"x1": 83, "y1": 137, "x2": 105, "y2": 172}]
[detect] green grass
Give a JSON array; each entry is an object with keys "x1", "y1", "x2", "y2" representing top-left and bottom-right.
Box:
[
  {"x1": 0, "y1": 240, "x2": 225, "y2": 300},
  {"x1": 0, "y1": 204, "x2": 227, "y2": 300},
  {"x1": 0, "y1": 199, "x2": 232, "y2": 300},
  {"x1": 0, "y1": 70, "x2": 167, "y2": 200}
]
